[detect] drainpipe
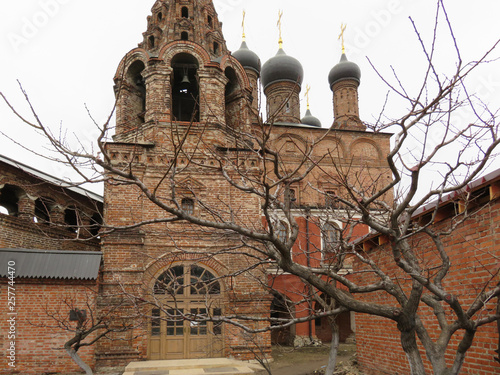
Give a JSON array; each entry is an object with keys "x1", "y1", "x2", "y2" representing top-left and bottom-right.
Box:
[{"x1": 305, "y1": 208, "x2": 313, "y2": 342}]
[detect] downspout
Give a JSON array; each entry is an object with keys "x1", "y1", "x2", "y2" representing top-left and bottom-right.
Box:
[{"x1": 305, "y1": 208, "x2": 313, "y2": 342}]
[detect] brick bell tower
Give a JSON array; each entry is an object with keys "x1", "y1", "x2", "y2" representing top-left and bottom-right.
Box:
[{"x1": 99, "y1": 0, "x2": 271, "y2": 367}]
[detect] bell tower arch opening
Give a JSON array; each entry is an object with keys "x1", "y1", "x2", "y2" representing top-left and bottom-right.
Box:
[{"x1": 171, "y1": 53, "x2": 200, "y2": 122}]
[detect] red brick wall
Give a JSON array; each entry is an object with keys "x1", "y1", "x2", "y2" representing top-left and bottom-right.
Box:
[
  {"x1": 354, "y1": 198, "x2": 500, "y2": 375},
  {"x1": 0, "y1": 280, "x2": 97, "y2": 374}
]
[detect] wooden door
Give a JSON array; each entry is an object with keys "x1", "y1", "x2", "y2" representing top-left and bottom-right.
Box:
[{"x1": 148, "y1": 264, "x2": 224, "y2": 360}]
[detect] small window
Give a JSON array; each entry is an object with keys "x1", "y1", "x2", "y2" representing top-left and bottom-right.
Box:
[
  {"x1": 285, "y1": 101, "x2": 291, "y2": 113},
  {"x1": 181, "y1": 31, "x2": 189, "y2": 41},
  {"x1": 207, "y1": 15, "x2": 213, "y2": 28},
  {"x1": 34, "y1": 198, "x2": 53, "y2": 223},
  {"x1": 158, "y1": 12, "x2": 163, "y2": 21},
  {"x1": 64, "y1": 207, "x2": 79, "y2": 232},
  {"x1": 181, "y1": 198, "x2": 194, "y2": 215},
  {"x1": 181, "y1": 6, "x2": 189, "y2": 18},
  {"x1": 149, "y1": 35, "x2": 155, "y2": 48},
  {"x1": 323, "y1": 222, "x2": 339, "y2": 253},
  {"x1": 213, "y1": 42, "x2": 219, "y2": 55},
  {"x1": 276, "y1": 222, "x2": 287, "y2": 243},
  {"x1": 325, "y1": 191, "x2": 337, "y2": 208},
  {"x1": 289, "y1": 189, "x2": 297, "y2": 208}
]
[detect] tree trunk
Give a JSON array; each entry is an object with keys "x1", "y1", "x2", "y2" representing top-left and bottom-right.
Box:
[
  {"x1": 399, "y1": 315, "x2": 427, "y2": 375},
  {"x1": 64, "y1": 347, "x2": 93, "y2": 375},
  {"x1": 324, "y1": 317, "x2": 340, "y2": 375}
]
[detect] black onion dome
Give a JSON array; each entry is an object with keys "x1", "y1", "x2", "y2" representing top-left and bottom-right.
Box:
[
  {"x1": 301, "y1": 109, "x2": 322, "y2": 127},
  {"x1": 328, "y1": 53, "x2": 361, "y2": 89},
  {"x1": 261, "y1": 48, "x2": 304, "y2": 90},
  {"x1": 232, "y1": 41, "x2": 261, "y2": 74}
]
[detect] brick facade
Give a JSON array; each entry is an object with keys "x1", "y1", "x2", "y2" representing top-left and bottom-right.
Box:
[{"x1": 353, "y1": 174, "x2": 500, "y2": 375}]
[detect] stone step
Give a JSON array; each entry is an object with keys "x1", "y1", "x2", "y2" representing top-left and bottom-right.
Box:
[{"x1": 123, "y1": 358, "x2": 263, "y2": 375}]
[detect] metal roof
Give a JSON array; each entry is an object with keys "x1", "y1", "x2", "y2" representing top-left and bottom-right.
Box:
[
  {"x1": 0, "y1": 154, "x2": 103, "y2": 203},
  {"x1": 0, "y1": 249, "x2": 102, "y2": 280}
]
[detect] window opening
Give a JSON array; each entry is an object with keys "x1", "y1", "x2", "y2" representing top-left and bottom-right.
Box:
[
  {"x1": 64, "y1": 206, "x2": 79, "y2": 232},
  {"x1": 0, "y1": 184, "x2": 21, "y2": 216},
  {"x1": 154, "y1": 265, "x2": 221, "y2": 297},
  {"x1": 171, "y1": 53, "x2": 200, "y2": 122},
  {"x1": 158, "y1": 12, "x2": 163, "y2": 21},
  {"x1": 149, "y1": 35, "x2": 155, "y2": 48},
  {"x1": 181, "y1": 198, "x2": 194, "y2": 215},
  {"x1": 325, "y1": 191, "x2": 337, "y2": 208},
  {"x1": 207, "y1": 15, "x2": 213, "y2": 28},
  {"x1": 276, "y1": 222, "x2": 287, "y2": 243},
  {"x1": 213, "y1": 42, "x2": 219, "y2": 55},
  {"x1": 323, "y1": 222, "x2": 339, "y2": 253},
  {"x1": 181, "y1": 31, "x2": 189, "y2": 41},
  {"x1": 181, "y1": 7, "x2": 189, "y2": 18},
  {"x1": 35, "y1": 198, "x2": 53, "y2": 223}
]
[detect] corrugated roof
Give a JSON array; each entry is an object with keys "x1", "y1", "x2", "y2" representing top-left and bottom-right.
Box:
[
  {"x1": 0, "y1": 154, "x2": 103, "y2": 203},
  {"x1": 0, "y1": 249, "x2": 102, "y2": 280}
]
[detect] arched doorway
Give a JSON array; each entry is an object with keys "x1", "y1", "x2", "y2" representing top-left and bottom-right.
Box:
[{"x1": 148, "y1": 264, "x2": 224, "y2": 360}]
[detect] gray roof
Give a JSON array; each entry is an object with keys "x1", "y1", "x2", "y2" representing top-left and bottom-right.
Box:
[
  {"x1": 0, "y1": 154, "x2": 103, "y2": 203},
  {"x1": 0, "y1": 249, "x2": 102, "y2": 280}
]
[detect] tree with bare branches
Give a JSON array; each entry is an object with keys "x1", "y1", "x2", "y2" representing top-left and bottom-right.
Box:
[{"x1": 1, "y1": 1, "x2": 499, "y2": 374}]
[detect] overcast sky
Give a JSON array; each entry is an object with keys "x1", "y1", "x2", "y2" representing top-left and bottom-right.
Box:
[{"x1": 0, "y1": 0, "x2": 499, "y2": 188}]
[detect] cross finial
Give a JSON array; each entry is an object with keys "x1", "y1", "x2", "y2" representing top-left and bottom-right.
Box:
[
  {"x1": 305, "y1": 85, "x2": 311, "y2": 110},
  {"x1": 339, "y1": 24, "x2": 347, "y2": 54},
  {"x1": 242, "y1": 10, "x2": 246, "y2": 41},
  {"x1": 277, "y1": 10, "x2": 284, "y2": 49}
]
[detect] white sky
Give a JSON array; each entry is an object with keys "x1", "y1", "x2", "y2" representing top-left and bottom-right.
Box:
[{"x1": 0, "y1": 0, "x2": 499, "y2": 189}]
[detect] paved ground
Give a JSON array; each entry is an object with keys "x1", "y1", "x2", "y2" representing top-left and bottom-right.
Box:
[
  {"x1": 95, "y1": 343, "x2": 359, "y2": 375},
  {"x1": 255, "y1": 344, "x2": 359, "y2": 375}
]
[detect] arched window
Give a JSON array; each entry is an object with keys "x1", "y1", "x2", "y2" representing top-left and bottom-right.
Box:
[
  {"x1": 213, "y1": 42, "x2": 219, "y2": 55},
  {"x1": 158, "y1": 12, "x2": 163, "y2": 21},
  {"x1": 149, "y1": 35, "x2": 155, "y2": 48},
  {"x1": 207, "y1": 15, "x2": 213, "y2": 28},
  {"x1": 0, "y1": 184, "x2": 22, "y2": 216},
  {"x1": 89, "y1": 212, "x2": 102, "y2": 237},
  {"x1": 126, "y1": 60, "x2": 146, "y2": 125},
  {"x1": 64, "y1": 206, "x2": 80, "y2": 232},
  {"x1": 322, "y1": 222, "x2": 339, "y2": 253},
  {"x1": 154, "y1": 265, "x2": 221, "y2": 296},
  {"x1": 171, "y1": 53, "x2": 200, "y2": 122},
  {"x1": 181, "y1": 198, "x2": 194, "y2": 215},
  {"x1": 34, "y1": 197, "x2": 54, "y2": 223},
  {"x1": 181, "y1": 6, "x2": 189, "y2": 18}
]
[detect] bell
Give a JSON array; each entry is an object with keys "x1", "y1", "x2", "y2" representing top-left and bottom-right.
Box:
[{"x1": 180, "y1": 72, "x2": 190, "y2": 89}]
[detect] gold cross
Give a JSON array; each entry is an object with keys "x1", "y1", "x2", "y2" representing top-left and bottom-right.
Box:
[
  {"x1": 339, "y1": 24, "x2": 347, "y2": 54},
  {"x1": 277, "y1": 10, "x2": 283, "y2": 48},
  {"x1": 242, "y1": 10, "x2": 246, "y2": 41},
  {"x1": 305, "y1": 85, "x2": 311, "y2": 110}
]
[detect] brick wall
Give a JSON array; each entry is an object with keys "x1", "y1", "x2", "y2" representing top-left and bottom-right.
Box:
[
  {"x1": 0, "y1": 280, "x2": 97, "y2": 375},
  {"x1": 353, "y1": 197, "x2": 500, "y2": 375}
]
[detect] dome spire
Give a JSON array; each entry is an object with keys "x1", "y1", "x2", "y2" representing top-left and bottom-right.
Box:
[
  {"x1": 242, "y1": 10, "x2": 246, "y2": 42},
  {"x1": 305, "y1": 84, "x2": 311, "y2": 111},
  {"x1": 277, "y1": 10, "x2": 284, "y2": 49},
  {"x1": 338, "y1": 24, "x2": 347, "y2": 54}
]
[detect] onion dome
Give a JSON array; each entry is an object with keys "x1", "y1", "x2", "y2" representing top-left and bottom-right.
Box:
[
  {"x1": 261, "y1": 48, "x2": 304, "y2": 90},
  {"x1": 301, "y1": 109, "x2": 322, "y2": 127},
  {"x1": 328, "y1": 53, "x2": 361, "y2": 89},
  {"x1": 233, "y1": 41, "x2": 261, "y2": 74}
]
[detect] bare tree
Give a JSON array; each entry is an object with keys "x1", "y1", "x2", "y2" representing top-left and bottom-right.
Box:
[
  {"x1": 1, "y1": 1, "x2": 499, "y2": 374},
  {"x1": 29, "y1": 290, "x2": 142, "y2": 375}
]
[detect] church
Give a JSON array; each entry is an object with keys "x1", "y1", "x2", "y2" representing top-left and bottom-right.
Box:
[
  {"x1": 98, "y1": 0, "x2": 391, "y2": 367},
  {"x1": 0, "y1": 0, "x2": 393, "y2": 373}
]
